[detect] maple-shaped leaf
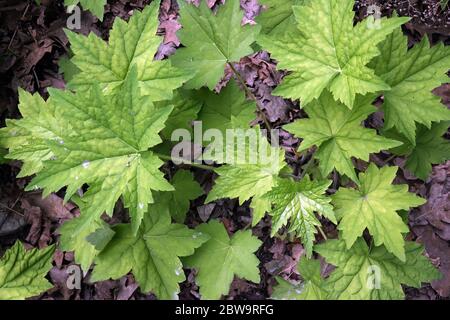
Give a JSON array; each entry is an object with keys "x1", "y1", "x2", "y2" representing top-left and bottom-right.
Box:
[
  {"x1": 65, "y1": 0, "x2": 106, "y2": 21},
  {"x1": 264, "y1": 176, "x2": 335, "y2": 257},
  {"x1": 183, "y1": 220, "x2": 262, "y2": 299},
  {"x1": 198, "y1": 80, "x2": 255, "y2": 135},
  {"x1": 0, "y1": 242, "x2": 55, "y2": 300},
  {"x1": 66, "y1": 2, "x2": 190, "y2": 100},
  {"x1": 205, "y1": 130, "x2": 286, "y2": 204},
  {"x1": 315, "y1": 239, "x2": 441, "y2": 299},
  {"x1": 283, "y1": 92, "x2": 401, "y2": 182},
  {"x1": 91, "y1": 211, "x2": 209, "y2": 300},
  {"x1": 2, "y1": 67, "x2": 174, "y2": 235},
  {"x1": 332, "y1": 164, "x2": 426, "y2": 261},
  {"x1": 271, "y1": 258, "x2": 327, "y2": 300},
  {"x1": 171, "y1": 0, "x2": 260, "y2": 90},
  {"x1": 256, "y1": 0, "x2": 300, "y2": 35},
  {"x1": 258, "y1": 0, "x2": 409, "y2": 108},
  {"x1": 384, "y1": 122, "x2": 450, "y2": 180},
  {"x1": 151, "y1": 170, "x2": 203, "y2": 223},
  {"x1": 371, "y1": 26, "x2": 450, "y2": 143}
]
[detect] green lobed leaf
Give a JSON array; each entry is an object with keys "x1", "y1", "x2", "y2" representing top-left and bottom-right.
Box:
[
  {"x1": 371, "y1": 26, "x2": 450, "y2": 143},
  {"x1": 91, "y1": 211, "x2": 209, "y2": 300},
  {"x1": 2, "y1": 67, "x2": 174, "y2": 235},
  {"x1": 384, "y1": 122, "x2": 450, "y2": 180},
  {"x1": 283, "y1": 91, "x2": 402, "y2": 182},
  {"x1": 258, "y1": 0, "x2": 409, "y2": 108},
  {"x1": 332, "y1": 163, "x2": 426, "y2": 261},
  {"x1": 183, "y1": 220, "x2": 262, "y2": 299},
  {"x1": 171, "y1": 0, "x2": 260, "y2": 90},
  {"x1": 315, "y1": 238, "x2": 441, "y2": 299},
  {"x1": 66, "y1": 2, "x2": 190, "y2": 100},
  {"x1": 264, "y1": 176, "x2": 335, "y2": 257},
  {"x1": 0, "y1": 242, "x2": 55, "y2": 300}
]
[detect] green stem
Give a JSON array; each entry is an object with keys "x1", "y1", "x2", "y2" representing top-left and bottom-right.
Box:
[{"x1": 318, "y1": 226, "x2": 328, "y2": 241}]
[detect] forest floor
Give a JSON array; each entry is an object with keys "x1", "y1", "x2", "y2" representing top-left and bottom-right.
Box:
[{"x1": 0, "y1": 0, "x2": 449, "y2": 300}]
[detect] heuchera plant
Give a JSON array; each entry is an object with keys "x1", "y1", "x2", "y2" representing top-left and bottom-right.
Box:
[{"x1": 1, "y1": 0, "x2": 449, "y2": 300}]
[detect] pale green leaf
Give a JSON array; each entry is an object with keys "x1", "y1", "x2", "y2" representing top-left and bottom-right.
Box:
[
  {"x1": 0, "y1": 242, "x2": 55, "y2": 300},
  {"x1": 0, "y1": 90, "x2": 61, "y2": 178},
  {"x1": 264, "y1": 176, "x2": 335, "y2": 257},
  {"x1": 206, "y1": 130, "x2": 286, "y2": 204},
  {"x1": 315, "y1": 238, "x2": 441, "y2": 299},
  {"x1": 332, "y1": 164, "x2": 426, "y2": 261},
  {"x1": 3, "y1": 67, "x2": 174, "y2": 235},
  {"x1": 66, "y1": 2, "x2": 190, "y2": 100},
  {"x1": 258, "y1": 0, "x2": 409, "y2": 108},
  {"x1": 91, "y1": 211, "x2": 209, "y2": 300},
  {"x1": 283, "y1": 91, "x2": 401, "y2": 182},
  {"x1": 183, "y1": 220, "x2": 262, "y2": 299}
]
